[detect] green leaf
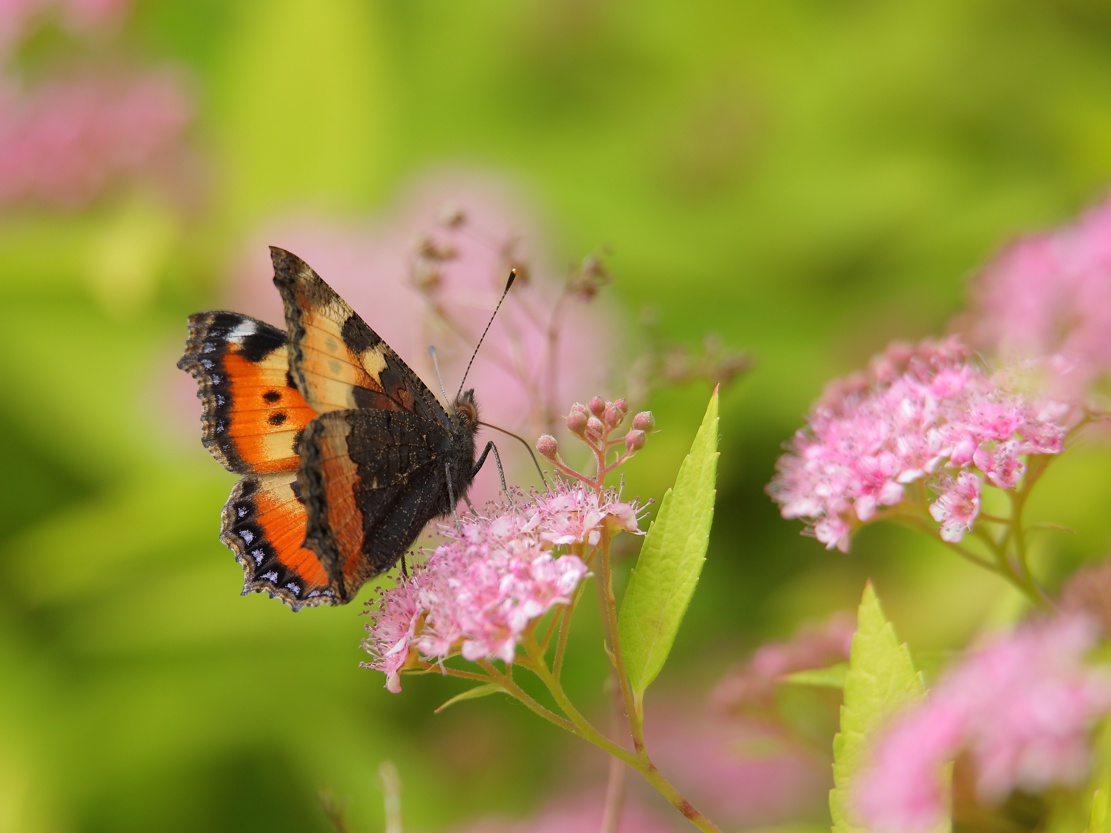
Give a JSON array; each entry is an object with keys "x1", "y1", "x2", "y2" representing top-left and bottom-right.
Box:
[
  {"x1": 435, "y1": 683, "x2": 504, "y2": 713},
  {"x1": 1090, "y1": 785, "x2": 1110, "y2": 833},
  {"x1": 618, "y1": 387, "x2": 719, "y2": 711},
  {"x1": 830, "y1": 583, "x2": 949, "y2": 833}
]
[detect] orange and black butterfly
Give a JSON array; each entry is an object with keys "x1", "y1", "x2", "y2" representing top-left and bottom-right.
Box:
[{"x1": 178, "y1": 247, "x2": 494, "y2": 610}]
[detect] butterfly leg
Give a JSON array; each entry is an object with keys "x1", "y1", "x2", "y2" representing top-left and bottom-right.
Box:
[
  {"x1": 474, "y1": 441, "x2": 513, "y2": 504},
  {"x1": 444, "y1": 461, "x2": 465, "y2": 531}
]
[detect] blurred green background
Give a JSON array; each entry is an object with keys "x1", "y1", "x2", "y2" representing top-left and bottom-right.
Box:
[{"x1": 5, "y1": 1, "x2": 1111, "y2": 831}]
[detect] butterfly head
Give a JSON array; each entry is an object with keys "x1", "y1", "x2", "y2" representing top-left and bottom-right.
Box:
[{"x1": 452, "y1": 389, "x2": 480, "y2": 430}]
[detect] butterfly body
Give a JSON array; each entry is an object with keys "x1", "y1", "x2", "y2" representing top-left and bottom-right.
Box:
[{"x1": 179, "y1": 247, "x2": 488, "y2": 610}]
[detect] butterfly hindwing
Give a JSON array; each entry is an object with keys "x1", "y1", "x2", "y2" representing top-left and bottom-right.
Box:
[
  {"x1": 177, "y1": 312, "x2": 316, "y2": 474},
  {"x1": 221, "y1": 474, "x2": 336, "y2": 609}
]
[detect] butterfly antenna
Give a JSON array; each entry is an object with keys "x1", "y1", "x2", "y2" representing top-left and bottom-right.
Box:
[
  {"x1": 429, "y1": 344, "x2": 451, "y2": 408},
  {"x1": 455, "y1": 269, "x2": 517, "y2": 399}
]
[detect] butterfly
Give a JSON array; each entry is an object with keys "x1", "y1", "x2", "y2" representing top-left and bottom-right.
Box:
[{"x1": 178, "y1": 246, "x2": 495, "y2": 610}]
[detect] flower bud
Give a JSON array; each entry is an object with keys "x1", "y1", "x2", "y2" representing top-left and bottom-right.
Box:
[
  {"x1": 588, "y1": 396, "x2": 607, "y2": 417},
  {"x1": 604, "y1": 405, "x2": 625, "y2": 429},
  {"x1": 536, "y1": 434, "x2": 559, "y2": 460},
  {"x1": 632, "y1": 411, "x2": 655, "y2": 432},
  {"x1": 566, "y1": 409, "x2": 588, "y2": 436},
  {"x1": 625, "y1": 429, "x2": 646, "y2": 453},
  {"x1": 586, "y1": 416, "x2": 605, "y2": 440}
]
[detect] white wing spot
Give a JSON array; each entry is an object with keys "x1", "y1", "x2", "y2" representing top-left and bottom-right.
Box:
[
  {"x1": 285, "y1": 582, "x2": 302, "y2": 595},
  {"x1": 261, "y1": 570, "x2": 279, "y2": 582},
  {"x1": 201, "y1": 359, "x2": 214, "y2": 369},
  {"x1": 251, "y1": 548, "x2": 264, "y2": 565},
  {"x1": 240, "y1": 528, "x2": 254, "y2": 544},
  {"x1": 229, "y1": 320, "x2": 258, "y2": 341}
]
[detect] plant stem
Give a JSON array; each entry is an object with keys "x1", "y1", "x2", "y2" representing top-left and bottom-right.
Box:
[
  {"x1": 596, "y1": 534, "x2": 646, "y2": 752},
  {"x1": 474, "y1": 659, "x2": 578, "y2": 734}
]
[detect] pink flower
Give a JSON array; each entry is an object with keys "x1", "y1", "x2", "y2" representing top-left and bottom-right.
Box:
[
  {"x1": 0, "y1": 69, "x2": 194, "y2": 210},
  {"x1": 768, "y1": 338, "x2": 1070, "y2": 550},
  {"x1": 959, "y1": 193, "x2": 1111, "y2": 402},
  {"x1": 928, "y1": 471, "x2": 981, "y2": 543},
  {"x1": 853, "y1": 615, "x2": 1111, "y2": 832},
  {"x1": 362, "y1": 481, "x2": 642, "y2": 692}
]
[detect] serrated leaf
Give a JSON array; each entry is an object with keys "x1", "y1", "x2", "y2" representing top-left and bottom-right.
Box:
[
  {"x1": 435, "y1": 683, "x2": 504, "y2": 713},
  {"x1": 618, "y1": 388, "x2": 719, "y2": 712},
  {"x1": 830, "y1": 583, "x2": 948, "y2": 833}
]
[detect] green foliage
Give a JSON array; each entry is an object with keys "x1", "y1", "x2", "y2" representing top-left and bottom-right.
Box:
[
  {"x1": 618, "y1": 388, "x2": 718, "y2": 711},
  {"x1": 830, "y1": 583, "x2": 946, "y2": 833},
  {"x1": 6, "y1": 3, "x2": 1111, "y2": 831}
]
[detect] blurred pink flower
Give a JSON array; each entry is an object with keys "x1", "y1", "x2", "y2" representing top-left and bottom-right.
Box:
[
  {"x1": 448, "y1": 792, "x2": 683, "y2": 833},
  {"x1": 0, "y1": 69, "x2": 194, "y2": 209},
  {"x1": 0, "y1": 0, "x2": 129, "y2": 53},
  {"x1": 647, "y1": 703, "x2": 829, "y2": 828},
  {"x1": 853, "y1": 615, "x2": 1111, "y2": 833},
  {"x1": 1060, "y1": 555, "x2": 1111, "y2": 636},
  {"x1": 219, "y1": 178, "x2": 614, "y2": 498},
  {"x1": 711, "y1": 611, "x2": 855, "y2": 711},
  {"x1": 362, "y1": 479, "x2": 642, "y2": 692},
  {"x1": 767, "y1": 337, "x2": 1070, "y2": 551},
  {"x1": 959, "y1": 194, "x2": 1111, "y2": 402},
  {"x1": 240, "y1": 179, "x2": 611, "y2": 424}
]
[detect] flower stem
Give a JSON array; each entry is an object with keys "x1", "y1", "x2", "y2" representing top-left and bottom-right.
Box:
[
  {"x1": 596, "y1": 534, "x2": 647, "y2": 750},
  {"x1": 474, "y1": 659, "x2": 579, "y2": 734}
]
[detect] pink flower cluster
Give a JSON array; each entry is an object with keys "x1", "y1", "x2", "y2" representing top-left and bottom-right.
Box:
[
  {"x1": 767, "y1": 338, "x2": 1069, "y2": 551},
  {"x1": 962, "y1": 194, "x2": 1111, "y2": 402},
  {"x1": 853, "y1": 615, "x2": 1111, "y2": 832},
  {"x1": 362, "y1": 481, "x2": 643, "y2": 693},
  {"x1": 0, "y1": 70, "x2": 193, "y2": 210}
]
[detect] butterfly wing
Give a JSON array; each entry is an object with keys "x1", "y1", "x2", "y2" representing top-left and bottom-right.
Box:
[
  {"x1": 270, "y1": 246, "x2": 479, "y2": 598},
  {"x1": 222, "y1": 474, "x2": 337, "y2": 609},
  {"x1": 295, "y1": 407, "x2": 477, "y2": 601},
  {"x1": 181, "y1": 248, "x2": 480, "y2": 610},
  {"x1": 269, "y1": 246, "x2": 449, "y2": 426},
  {"x1": 177, "y1": 312, "x2": 317, "y2": 474},
  {"x1": 179, "y1": 311, "x2": 335, "y2": 609}
]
